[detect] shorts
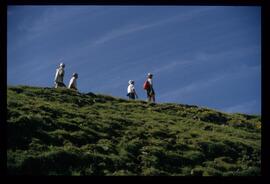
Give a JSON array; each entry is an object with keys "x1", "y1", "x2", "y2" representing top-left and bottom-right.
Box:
[{"x1": 147, "y1": 88, "x2": 155, "y2": 97}]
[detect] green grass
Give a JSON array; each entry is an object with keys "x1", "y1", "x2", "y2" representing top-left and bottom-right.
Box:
[{"x1": 7, "y1": 85, "x2": 261, "y2": 175}]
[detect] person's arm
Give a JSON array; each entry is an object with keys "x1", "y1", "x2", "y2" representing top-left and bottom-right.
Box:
[
  {"x1": 68, "y1": 78, "x2": 73, "y2": 88},
  {"x1": 54, "y1": 69, "x2": 59, "y2": 82},
  {"x1": 74, "y1": 79, "x2": 78, "y2": 90},
  {"x1": 134, "y1": 89, "x2": 138, "y2": 99},
  {"x1": 149, "y1": 85, "x2": 154, "y2": 95}
]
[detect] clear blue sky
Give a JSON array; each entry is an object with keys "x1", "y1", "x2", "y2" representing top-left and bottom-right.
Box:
[{"x1": 7, "y1": 5, "x2": 261, "y2": 115}]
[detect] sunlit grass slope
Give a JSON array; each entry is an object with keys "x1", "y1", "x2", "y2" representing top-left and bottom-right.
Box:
[{"x1": 7, "y1": 86, "x2": 261, "y2": 175}]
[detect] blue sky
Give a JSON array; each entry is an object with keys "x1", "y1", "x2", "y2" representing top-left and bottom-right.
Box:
[{"x1": 7, "y1": 6, "x2": 261, "y2": 115}]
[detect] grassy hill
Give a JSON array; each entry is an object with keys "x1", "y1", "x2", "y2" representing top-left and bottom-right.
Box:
[{"x1": 7, "y1": 85, "x2": 261, "y2": 176}]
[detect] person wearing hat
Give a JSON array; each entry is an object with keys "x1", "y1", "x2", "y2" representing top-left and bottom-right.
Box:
[
  {"x1": 146, "y1": 73, "x2": 155, "y2": 103},
  {"x1": 68, "y1": 73, "x2": 78, "y2": 91},
  {"x1": 54, "y1": 62, "x2": 66, "y2": 88},
  {"x1": 127, "y1": 80, "x2": 138, "y2": 100}
]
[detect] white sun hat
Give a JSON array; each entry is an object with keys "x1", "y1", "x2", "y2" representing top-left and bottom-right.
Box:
[{"x1": 60, "y1": 63, "x2": 65, "y2": 68}]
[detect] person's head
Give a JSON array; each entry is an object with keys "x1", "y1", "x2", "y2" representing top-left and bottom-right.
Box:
[
  {"x1": 128, "y1": 80, "x2": 133, "y2": 84},
  {"x1": 128, "y1": 80, "x2": 135, "y2": 85},
  {"x1": 60, "y1": 63, "x2": 65, "y2": 68},
  {"x1": 73, "y1": 73, "x2": 78, "y2": 79},
  {"x1": 147, "y1": 73, "x2": 153, "y2": 78}
]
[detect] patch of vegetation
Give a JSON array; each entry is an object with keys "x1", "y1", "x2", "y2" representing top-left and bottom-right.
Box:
[{"x1": 7, "y1": 85, "x2": 261, "y2": 175}]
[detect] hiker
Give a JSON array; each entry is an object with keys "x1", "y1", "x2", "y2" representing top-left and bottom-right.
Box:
[
  {"x1": 68, "y1": 73, "x2": 78, "y2": 91},
  {"x1": 127, "y1": 80, "x2": 138, "y2": 100},
  {"x1": 143, "y1": 73, "x2": 155, "y2": 103},
  {"x1": 54, "y1": 63, "x2": 66, "y2": 88}
]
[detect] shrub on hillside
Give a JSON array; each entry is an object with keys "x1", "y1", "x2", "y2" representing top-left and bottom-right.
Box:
[{"x1": 199, "y1": 111, "x2": 228, "y2": 125}]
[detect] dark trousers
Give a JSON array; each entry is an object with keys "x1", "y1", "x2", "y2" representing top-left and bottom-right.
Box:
[
  {"x1": 127, "y1": 93, "x2": 135, "y2": 99},
  {"x1": 55, "y1": 82, "x2": 66, "y2": 88}
]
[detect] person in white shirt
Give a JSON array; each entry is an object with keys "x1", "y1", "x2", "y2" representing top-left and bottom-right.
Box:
[
  {"x1": 54, "y1": 63, "x2": 66, "y2": 88},
  {"x1": 146, "y1": 73, "x2": 155, "y2": 103},
  {"x1": 68, "y1": 73, "x2": 78, "y2": 90},
  {"x1": 127, "y1": 80, "x2": 138, "y2": 100}
]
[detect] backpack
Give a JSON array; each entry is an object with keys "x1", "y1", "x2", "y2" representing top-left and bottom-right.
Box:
[{"x1": 143, "y1": 80, "x2": 150, "y2": 90}]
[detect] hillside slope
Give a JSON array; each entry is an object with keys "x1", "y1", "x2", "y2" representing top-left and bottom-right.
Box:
[{"x1": 7, "y1": 86, "x2": 261, "y2": 175}]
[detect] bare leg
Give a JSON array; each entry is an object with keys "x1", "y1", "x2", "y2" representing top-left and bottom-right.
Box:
[{"x1": 152, "y1": 95, "x2": 156, "y2": 103}]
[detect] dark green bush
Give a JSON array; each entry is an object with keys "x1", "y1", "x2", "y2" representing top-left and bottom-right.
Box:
[
  {"x1": 197, "y1": 141, "x2": 238, "y2": 159},
  {"x1": 199, "y1": 111, "x2": 228, "y2": 125}
]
